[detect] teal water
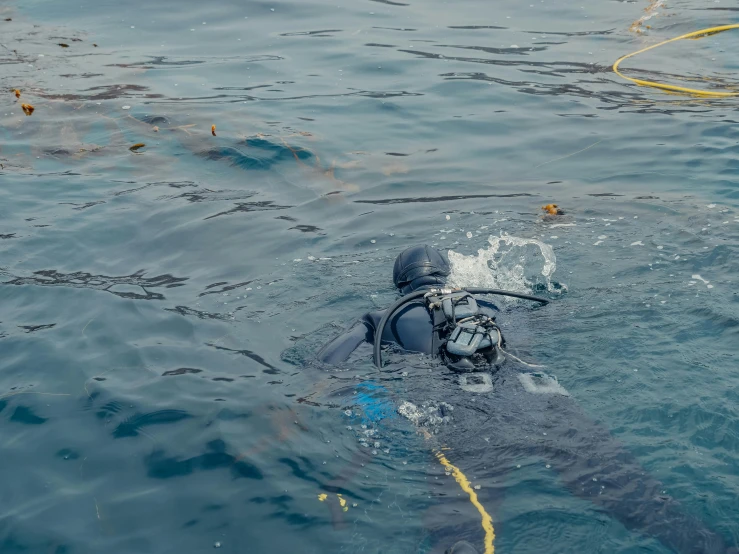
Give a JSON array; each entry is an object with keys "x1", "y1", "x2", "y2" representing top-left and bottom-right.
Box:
[{"x1": 1, "y1": 0, "x2": 738, "y2": 552}]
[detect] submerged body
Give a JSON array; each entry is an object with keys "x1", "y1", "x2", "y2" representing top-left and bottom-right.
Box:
[
  {"x1": 395, "y1": 362, "x2": 731, "y2": 553},
  {"x1": 317, "y1": 245, "x2": 736, "y2": 554}
]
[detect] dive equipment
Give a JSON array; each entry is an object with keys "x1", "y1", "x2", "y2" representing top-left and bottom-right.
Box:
[{"x1": 373, "y1": 287, "x2": 549, "y2": 369}]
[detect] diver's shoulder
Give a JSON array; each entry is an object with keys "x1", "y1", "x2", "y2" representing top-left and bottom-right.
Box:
[{"x1": 363, "y1": 299, "x2": 428, "y2": 327}]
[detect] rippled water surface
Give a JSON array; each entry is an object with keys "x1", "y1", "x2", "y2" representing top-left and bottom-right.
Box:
[{"x1": 1, "y1": 0, "x2": 739, "y2": 552}]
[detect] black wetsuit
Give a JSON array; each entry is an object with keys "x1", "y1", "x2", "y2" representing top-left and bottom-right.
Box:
[{"x1": 318, "y1": 296, "x2": 735, "y2": 554}]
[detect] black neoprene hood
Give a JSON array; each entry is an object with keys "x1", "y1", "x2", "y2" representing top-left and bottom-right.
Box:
[{"x1": 392, "y1": 245, "x2": 451, "y2": 290}]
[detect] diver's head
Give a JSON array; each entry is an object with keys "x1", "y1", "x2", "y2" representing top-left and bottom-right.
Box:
[{"x1": 393, "y1": 245, "x2": 451, "y2": 294}]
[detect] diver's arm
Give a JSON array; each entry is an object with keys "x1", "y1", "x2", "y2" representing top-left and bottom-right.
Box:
[
  {"x1": 317, "y1": 319, "x2": 374, "y2": 365},
  {"x1": 544, "y1": 406, "x2": 733, "y2": 553}
]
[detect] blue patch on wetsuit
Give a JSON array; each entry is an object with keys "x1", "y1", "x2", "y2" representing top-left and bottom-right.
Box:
[{"x1": 353, "y1": 382, "x2": 396, "y2": 424}]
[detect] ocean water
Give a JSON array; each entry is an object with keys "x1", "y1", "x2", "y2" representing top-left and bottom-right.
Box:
[{"x1": 1, "y1": 0, "x2": 738, "y2": 552}]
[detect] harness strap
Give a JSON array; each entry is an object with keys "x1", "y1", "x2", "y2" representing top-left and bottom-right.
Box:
[{"x1": 430, "y1": 301, "x2": 448, "y2": 356}]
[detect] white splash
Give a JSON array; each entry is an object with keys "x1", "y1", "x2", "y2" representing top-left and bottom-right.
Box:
[
  {"x1": 397, "y1": 401, "x2": 453, "y2": 427},
  {"x1": 518, "y1": 372, "x2": 569, "y2": 396},
  {"x1": 447, "y1": 234, "x2": 557, "y2": 293}
]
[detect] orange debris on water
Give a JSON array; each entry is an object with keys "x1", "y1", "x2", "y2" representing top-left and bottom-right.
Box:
[
  {"x1": 14, "y1": 89, "x2": 20, "y2": 98},
  {"x1": 542, "y1": 204, "x2": 563, "y2": 216},
  {"x1": 129, "y1": 143, "x2": 146, "y2": 152},
  {"x1": 21, "y1": 103, "x2": 34, "y2": 116},
  {"x1": 211, "y1": 124, "x2": 216, "y2": 136}
]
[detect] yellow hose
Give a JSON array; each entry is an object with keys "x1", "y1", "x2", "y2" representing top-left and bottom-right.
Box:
[
  {"x1": 435, "y1": 450, "x2": 496, "y2": 554},
  {"x1": 613, "y1": 24, "x2": 739, "y2": 97}
]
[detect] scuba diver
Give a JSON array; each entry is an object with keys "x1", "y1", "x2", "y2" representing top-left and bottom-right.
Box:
[
  {"x1": 318, "y1": 244, "x2": 539, "y2": 371},
  {"x1": 318, "y1": 245, "x2": 737, "y2": 554}
]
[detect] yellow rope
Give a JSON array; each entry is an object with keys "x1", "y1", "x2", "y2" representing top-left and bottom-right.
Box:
[
  {"x1": 435, "y1": 450, "x2": 495, "y2": 554},
  {"x1": 613, "y1": 24, "x2": 739, "y2": 97}
]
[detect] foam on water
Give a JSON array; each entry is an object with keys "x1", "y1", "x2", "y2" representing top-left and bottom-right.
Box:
[
  {"x1": 397, "y1": 401, "x2": 454, "y2": 428},
  {"x1": 447, "y1": 234, "x2": 558, "y2": 294},
  {"x1": 518, "y1": 372, "x2": 570, "y2": 396}
]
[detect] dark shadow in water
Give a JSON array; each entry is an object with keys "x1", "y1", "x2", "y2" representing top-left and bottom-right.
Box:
[
  {"x1": 289, "y1": 225, "x2": 323, "y2": 233},
  {"x1": 167, "y1": 189, "x2": 258, "y2": 204},
  {"x1": 10, "y1": 406, "x2": 48, "y2": 425},
  {"x1": 113, "y1": 409, "x2": 192, "y2": 438},
  {"x1": 4, "y1": 269, "x2": 188, "y2": 301},
  {"x1": 145, "y1": 439, "x2": 263, "y2": 480},
  {"x1": 165, "y1": 306, "x2": 232, "y2": 321},
  {"x1": 39, "y1": 84, "x2": 163, "y2": 101},
  {"x1": 162, "y1": 367, "x2": 204, "y2": 376},
  {"x1": 203, "y1": 201, "x2": 293, "y2": 221},
  {"x1": 206, "y1": 343, "x2": 281, "y2": 375},
  {"x1": 199, "y1": 281, "x2": 254, "y2": 297},
  {"x1": 18, "y1": 323, "x2": 56, "y2": 333},
  {"x1": 109, "y1": 56, "x2": 205, "y2": 69},
  {"x1": 59, "y1": 200, "x2": 106, "y2": 210}
]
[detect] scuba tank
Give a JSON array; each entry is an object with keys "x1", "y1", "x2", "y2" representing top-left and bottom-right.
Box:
[{"x1": 373, "y1": 288, "x2": 549, "y2": 371}]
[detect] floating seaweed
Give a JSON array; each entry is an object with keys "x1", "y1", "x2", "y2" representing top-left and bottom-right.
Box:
[{"x1": 129, "y1": 143, "x2": 146, "y2": 152}]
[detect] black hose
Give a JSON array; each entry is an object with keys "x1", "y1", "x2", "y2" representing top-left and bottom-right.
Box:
[{"x1": 373, "y1": 288, "x2": 549, "y2": 369}]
